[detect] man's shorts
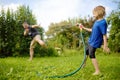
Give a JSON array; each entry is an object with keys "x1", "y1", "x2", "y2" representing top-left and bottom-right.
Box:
[
  {"x1": 86, "y1": 44, "x2": 96, "y2": 58},
  {"x1": 30, "y1": 35, "x2": 41, "y2": 48}
]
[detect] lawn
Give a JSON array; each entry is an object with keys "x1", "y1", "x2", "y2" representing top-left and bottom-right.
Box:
[{"x1": 0, "y1": 51, "x2": 120, "y2": 80}]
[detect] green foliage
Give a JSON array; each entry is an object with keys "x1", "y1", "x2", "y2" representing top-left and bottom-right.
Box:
[
  {"x1": 34, "y1": 46, "x2": 58, "y2": 57},
  {"x1": 0, "y1": 8, "x2": 16, "y2": 57},
  {"x1": 46, "y1": 17, "x2": 94, "y2": 49},
  {"x1": 13, "y1": 5, "x2": 37, "y2": 56},
  {"x1": 107, "y1": 2, "x2": 120, "y2": 52},
  {"x1": 0, "y1": 5, "x2": 36, "y2": 57},
  {"x1": 0, "y1": 5, "x2": 57, "y2": 57}
]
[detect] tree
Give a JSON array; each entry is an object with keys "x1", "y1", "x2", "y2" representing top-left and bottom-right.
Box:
[
  {"x1": 107, "y1": 2, "x2": 120, "y2": 52},
  {"x1": 0, "y1": 5, "x2": 57, "y2": 57},
  {"x1": 46, "y1": 17, "x2": 94, "y2": 49},
  {"x1": 14, "y1": 5, "x2": 37, "y2": 56},
  {"x1": 0, "y1": 5, "x2": 38, "y2": 57},
  {"x1": 0, "y1": 8, "x2": 6, "y2": 57}
]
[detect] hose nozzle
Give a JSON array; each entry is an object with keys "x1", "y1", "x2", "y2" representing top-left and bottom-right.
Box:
[{"x1": 76, "y1": 23, "x2": 83, "y2": 31}]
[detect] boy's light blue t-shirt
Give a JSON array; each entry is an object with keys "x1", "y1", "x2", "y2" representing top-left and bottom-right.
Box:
[{"x1": 88, "y1": 19, "x2": 107, "y2": 48}]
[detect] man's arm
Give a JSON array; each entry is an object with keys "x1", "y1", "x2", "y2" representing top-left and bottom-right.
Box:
[
  {"x1": 31, "y1": 25, "x2": 41, "y2": 28},
  {"x1": 103, "y1": 35, "x2": 110, "y2": 53}
]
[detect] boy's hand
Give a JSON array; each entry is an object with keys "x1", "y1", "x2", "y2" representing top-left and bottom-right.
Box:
[
  {"x1": 76, "y1": 23, "x2": 92, "y2": 32},
  {"x1": 103, "y1": 46, "x2": 110, "y2": 53},
  {"x1": 76, "y1": 23, "x2": 84, "y2": 29}
]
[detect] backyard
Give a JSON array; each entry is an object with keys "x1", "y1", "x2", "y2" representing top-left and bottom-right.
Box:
[{"x1": 0, "y1": 50, "x2": 120, "y2": 80}]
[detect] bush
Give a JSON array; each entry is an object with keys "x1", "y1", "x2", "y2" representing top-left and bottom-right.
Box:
[{"x1": 34, "y1": 46, "x2": 58, "y2": 57}]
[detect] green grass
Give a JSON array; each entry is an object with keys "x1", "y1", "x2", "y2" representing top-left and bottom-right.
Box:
[{"x1": 0, "y1": 52, "x2": 120, "y2": 80}]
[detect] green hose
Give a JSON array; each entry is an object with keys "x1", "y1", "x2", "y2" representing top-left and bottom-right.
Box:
[{"x1": 46, "y1": 31, "x2": 86, "y2": 78}]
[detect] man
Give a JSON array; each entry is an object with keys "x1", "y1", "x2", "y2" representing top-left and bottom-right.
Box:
[{"x1": 23, "y1": 22, "x2": 45, "y2": 61}]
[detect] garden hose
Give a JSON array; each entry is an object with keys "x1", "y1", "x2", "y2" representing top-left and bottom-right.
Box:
[{"x1": 46, "y1": 29, "x2": 86, "y2": 78}]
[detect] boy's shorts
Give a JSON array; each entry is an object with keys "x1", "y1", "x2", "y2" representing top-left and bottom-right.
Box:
[{"x1": 86, "y1": 44, "x2": 96, "y2": 58}]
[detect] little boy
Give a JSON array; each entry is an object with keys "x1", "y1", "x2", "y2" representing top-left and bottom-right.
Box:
[{"x1": 79, "y1": 5, "x2": 110, "y2": 75}]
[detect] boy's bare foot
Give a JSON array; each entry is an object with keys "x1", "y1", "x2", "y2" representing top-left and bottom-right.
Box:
[{"x1": 92, "y1": 71, "x2": 100, "y2": 75}]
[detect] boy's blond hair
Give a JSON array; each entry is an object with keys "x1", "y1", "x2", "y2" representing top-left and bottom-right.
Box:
[{"x1": 93, "y1": 5, "x2": 106, "y2": 19}]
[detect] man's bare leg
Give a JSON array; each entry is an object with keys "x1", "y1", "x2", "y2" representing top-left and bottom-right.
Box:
[
  {"x1": 29, "y1": 47, "x2": 34, "y2": 61},
  {"x1": 37, "y1": 39, "x2": 45, "y2": 46},
  {"x1": 29, "y1": 39, "x2": 36, "y2": 61},
  {"x1": 35, "y1": 35, "x2": 45, "y2": 47}
]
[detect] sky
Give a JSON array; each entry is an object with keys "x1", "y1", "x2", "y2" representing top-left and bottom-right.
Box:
[{"x1": 0, "y1": 0, "x2": 118, "y2": 31}]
